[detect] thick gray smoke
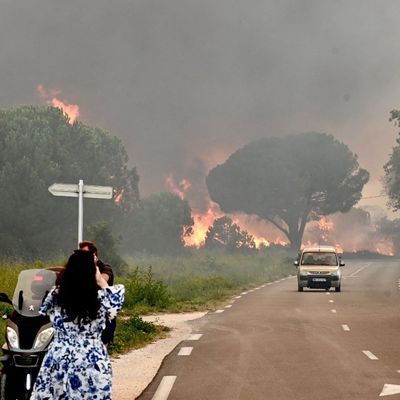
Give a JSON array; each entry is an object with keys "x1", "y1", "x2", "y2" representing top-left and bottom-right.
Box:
[{"x1": 1, "y1": 0, "x2": 400, "y2": 214}]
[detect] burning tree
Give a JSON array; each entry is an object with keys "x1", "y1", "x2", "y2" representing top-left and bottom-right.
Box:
[
  {"x1": 204, "y1": 216, "x2": 256, "y2": 253},
  {"x1": 206, "y1": 132, "x2": 369, "y2": 250}
]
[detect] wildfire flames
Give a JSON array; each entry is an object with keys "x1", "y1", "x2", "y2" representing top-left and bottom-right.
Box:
[
  {"x1": 166, "y1": 174, "x2": 289, "y2": 249},
  {"x1": 37, "y1": 84, "x2": 80, "y2": 124},
  {"x1": 165, "y1": 174, "x2": 396, "y2": 255}
]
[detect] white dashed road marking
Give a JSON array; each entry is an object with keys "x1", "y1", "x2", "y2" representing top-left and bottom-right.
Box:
[
  {"x1": 152, "y1": 376, "x2": 177, "y2": 400},
  {"x1": 329, "y1": 300, "x2": 334, "y2": 303},
  {"x1": 380, "y1": 384, "x2": 400, "y2": 397},
  {"x1": 187, "y1": 334, "x2": 202, "y2": 341},
  {"x1": 234, "y1": 296, "x2": 242, "y2": 299},
  {"x1": 178, "y1": 347, "x2": 193, "y2": 356},
  {"x1": 347, "y1": 266, "x2": 367, "y2": 278},
  {"x1": 225, "y1": 305, "x2": 232, "y2": 308},
  {"x1": 363, "y1": 350, "x2": 379, "y2": 360},
  {"x1": 341, "y1": 324, "x2": 350, "y2": 331},
  {"x1": 331, "y1": 309, "x2": 337, "y2": 313},
  {"x1": 215, "y1": 309, "x2": 224, "y2": 313}
]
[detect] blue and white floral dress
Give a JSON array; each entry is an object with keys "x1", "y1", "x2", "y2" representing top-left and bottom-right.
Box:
[{"x1": 30, "y1": 284, "x2": 125, "y2": 400}]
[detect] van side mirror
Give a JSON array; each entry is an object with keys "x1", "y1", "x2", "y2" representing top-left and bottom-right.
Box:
[
  {"x1": 0, "y1": 293, "x2": 12, "y2": 305},
  {"x1": 339, "y1": 262, "x2": 345, "y2": 267},
  {"x1": 294, "y1": 260, "x2": 299, "y2": 267}
]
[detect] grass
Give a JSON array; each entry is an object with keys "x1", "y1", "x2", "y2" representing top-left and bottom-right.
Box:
[
  {"x1": 108, "y1": 316, "x2": 170, "y2": 356},
  {"x1": 120, "y1": 250, "x2": 294, "y2": 313},
  {"x1": 0, "y1": 251, "x2": 294, "y2": 355}
]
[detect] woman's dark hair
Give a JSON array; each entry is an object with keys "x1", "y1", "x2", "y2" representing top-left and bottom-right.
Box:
[{"x1": 57, "y1": 250, "x2": 100, "y2": 324}]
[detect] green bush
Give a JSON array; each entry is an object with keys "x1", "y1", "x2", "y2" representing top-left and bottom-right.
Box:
[
  {"x1": 109, "y1": 315, "x2": 168, "y2": 355},
  {"x1": 121, "y1": 267, "x2": 172, "y2": 310}
]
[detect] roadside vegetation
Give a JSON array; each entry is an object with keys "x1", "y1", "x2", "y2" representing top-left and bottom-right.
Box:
[{"x1": 0, "y1": 251, "x2": 293, "y2": 355}]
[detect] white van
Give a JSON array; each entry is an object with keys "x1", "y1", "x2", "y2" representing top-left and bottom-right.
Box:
[{"x1": 294, "y1": 245, "x2": 345, "y2": 292}]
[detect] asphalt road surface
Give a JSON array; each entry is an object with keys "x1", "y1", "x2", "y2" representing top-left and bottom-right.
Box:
[{"x1": 137, "y1": 260, "x2": 400, "y2": 400}]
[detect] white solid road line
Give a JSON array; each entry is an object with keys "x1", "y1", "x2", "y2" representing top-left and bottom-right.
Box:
[
  {"x1": 363, "y1": 350, "x2": 379, "y2": 360},
  {"x1": 187, "y1": 334, "x2": 202, "y2": 341},
  {"x1": 178, "y1": 347, "x2": 193, "y2": 356},
  {"x1": 341, "y1": 324, "x2": 350, "y2": 331},
  {"x1": 152, "y1": 376, "x2": 177, "y2": 400}
]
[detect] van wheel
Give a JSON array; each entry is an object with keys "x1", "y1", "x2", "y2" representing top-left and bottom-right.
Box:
[
  {"x1": 335, "y1": 286, "x2": 341, "y2": 292},
  {"x1": 298, "y1": 285, "x2": 303, "y2": 292}
]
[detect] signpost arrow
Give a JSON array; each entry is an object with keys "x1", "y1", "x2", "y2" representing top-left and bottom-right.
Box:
[
  {"x1": 48, "y1": 183, "x2": 113, "y2": 199},
  {"x1": 380, "y1": 384, "x2": 400, "y2": 397},
  {"x1": 48, "y1": 180, "x2": 113, "y2": 245}
]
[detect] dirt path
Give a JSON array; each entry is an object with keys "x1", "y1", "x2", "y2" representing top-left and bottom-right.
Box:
[{"x1": 111, "y1": 312, "x2": 207, "y2": 399}]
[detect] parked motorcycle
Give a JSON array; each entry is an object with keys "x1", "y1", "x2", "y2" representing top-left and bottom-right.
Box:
[{"x1": 0, "y1": 268, "x2": 60, "y2": 400}]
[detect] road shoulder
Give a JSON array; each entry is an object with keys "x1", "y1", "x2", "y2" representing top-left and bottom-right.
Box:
[{"x1": 111, "y1": 312, "x2": 207, "y2": 400}]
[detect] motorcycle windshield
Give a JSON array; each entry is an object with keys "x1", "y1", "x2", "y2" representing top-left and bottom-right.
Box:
[{"x1": 12, "y1": 269, "x2": 58, "y2": 317}]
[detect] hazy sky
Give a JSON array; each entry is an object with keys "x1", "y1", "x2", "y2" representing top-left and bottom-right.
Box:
[{"x1": 1, "y1": 0, "x2": 400, "y2": 213}]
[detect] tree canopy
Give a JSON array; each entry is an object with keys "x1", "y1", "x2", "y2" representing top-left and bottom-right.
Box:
[
  {"x1": 206, "y1": 132, "x2": 369, "y2": 249},
  {"x1": 384, "y1": 110, "x2": 400, "y2": 211},
  {"x1": 125, "y1": 192, "x2": 194, "y2": 255},
  {"x1": 0, "y1": 106, "x2": 139, "y2": 259},
  {"x1": 204, "y1": 216, "x2": 256, "y2": 252}
]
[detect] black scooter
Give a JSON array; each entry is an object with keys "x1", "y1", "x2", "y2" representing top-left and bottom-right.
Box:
[{"x1": 0, "y1": 268, "x2": 60, "y2": 400}]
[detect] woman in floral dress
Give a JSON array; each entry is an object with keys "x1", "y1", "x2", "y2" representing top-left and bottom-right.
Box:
[{"x1": 30, "y1": 250, "x2": 125, "y2": 399}]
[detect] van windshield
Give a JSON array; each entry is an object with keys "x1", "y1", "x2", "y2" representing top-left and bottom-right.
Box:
[{"x1": 301, "y1": 252, "x2": 338, "y2": 266}]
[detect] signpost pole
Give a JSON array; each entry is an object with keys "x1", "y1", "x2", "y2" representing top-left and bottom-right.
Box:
[
  {"x1": 78, "y1": 179, "x2": 84, "y2": 246},
  {"x1": 48, "y1": 181, "x2": 113, "y2": 246}
]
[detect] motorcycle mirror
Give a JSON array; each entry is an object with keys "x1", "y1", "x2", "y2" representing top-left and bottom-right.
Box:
[{"x1": 0, "y1": 292, "x2": 12, "y2": 305}]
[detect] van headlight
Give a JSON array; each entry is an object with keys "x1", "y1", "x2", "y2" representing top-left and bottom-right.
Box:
[
  {"x1": 6, "y1": 327, "x2": 19, "y2": 349},
  {"x1": 34, "y1": 327, "x2": 54, "y2": 349}
]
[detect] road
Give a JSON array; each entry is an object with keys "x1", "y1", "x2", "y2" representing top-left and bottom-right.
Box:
[{"x1": 137, "y1": 260, "x2": 400, "y2": 400}]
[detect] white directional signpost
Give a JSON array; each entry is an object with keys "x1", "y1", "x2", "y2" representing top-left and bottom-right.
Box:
[{"x1": 48, "y1": 180, "x2": 113, "y2": 246}]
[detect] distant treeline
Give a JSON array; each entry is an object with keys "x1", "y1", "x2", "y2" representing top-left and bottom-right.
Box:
[{"x1": 3, "y1": 106, "x2": 400, "y2": 261}]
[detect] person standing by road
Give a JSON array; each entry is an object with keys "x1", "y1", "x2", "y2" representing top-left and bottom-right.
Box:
[
  {"x1": 30, "y1": 250, "x2": 125, "y2": 399},
  {"x1": 79, "y1": 240, "x2": 116, "y2": 346}
]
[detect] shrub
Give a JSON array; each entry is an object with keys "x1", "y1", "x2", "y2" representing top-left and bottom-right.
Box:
[{"x1": 122, "y1": 267, "x2": 172, "y2": 310}]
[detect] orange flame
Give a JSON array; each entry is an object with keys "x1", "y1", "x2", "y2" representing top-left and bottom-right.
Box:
[
  {"x1": 165, "y1": 174, "x2": 291, "y2": 248},
  {"x1": 114, "y1": 189, "x2": 124, "y2": 205},
  {"x1": 165, "y1": 175, "x2": 191, "y2": 200},
  {"x1": 185, "y1": 205, "x2": 224, "y2": 247},
  {"x1": 37, "y1": 84, "x2": 80, "y2": 124}
]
